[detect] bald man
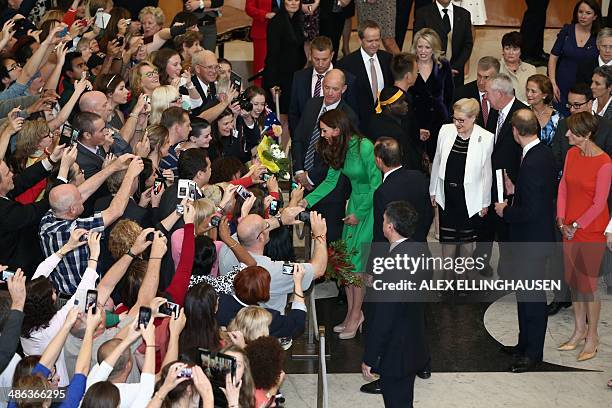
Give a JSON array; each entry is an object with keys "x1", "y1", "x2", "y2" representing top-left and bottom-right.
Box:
[
  {"x1": 39, "y1": 156, "x2": 144, "y2": 295},
  {"x1": 218, "y1": 209, "x2": 328, "y2": 313},
  {"x1": 291, "y1": 69, "x2": 358, "y2": 242}
]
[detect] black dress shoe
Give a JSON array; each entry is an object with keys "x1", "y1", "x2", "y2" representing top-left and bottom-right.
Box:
[
  {"x1": 547, "y1": 301, "x2": 571, "y2": 316},
  {"x1": 416, "y1": 370, "x2": 431, "y2": 379},
  {"x1": 509, "y1": 356, "x2": 539, "y2": 373},
  {"x1": 360, "y1": 380, "x2": 382, "y2": 394},
  {"x1": 500, "y1": 344, "x2": 523, "y2": 358}
]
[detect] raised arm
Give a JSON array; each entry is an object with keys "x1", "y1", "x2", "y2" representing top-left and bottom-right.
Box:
[
  {"x1": 101, "y1": 156, "x2": 144, "y2": 227},
  {"x1": 0, "y1": 269, "x2": 26, "y2": 373},
  {"x1": 307, "y1": 211, "x2": 328, "y2": 279},
  {"x1": 38, "y1": 307, "x2": 79, "y2": 370},
  {"x1": 74, "y1": 308, "x2": 103, "y2": 375}
]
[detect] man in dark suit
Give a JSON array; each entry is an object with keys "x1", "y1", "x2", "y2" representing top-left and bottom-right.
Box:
[
  {"x1": 291, "y1": 69, "x2": 356, "y2": 241},
  {"x1": 289, "y1": 36, "x2": 358, "y2": 135},
  {"x1": 413, "y1": 0, "x2": 473, "y2": 86},
  {"x1": 319, "y1": 0, "x2": 347, "y2": 64},
  {"x1": 495, "y1": 109, "x2": 555, "y2": 373},
  {"x1": 453, "y1": 56, "x2": 501, "y2": 129},
  {"x1": 362, "y1": 201, "x2": 430, "y2": 407},
  {"x1": 519, "y1": 0, "x2": 550, "y2": 66},
  {"x1": 477, "y1": 73, "x2": 527, "y2": 276},
  {"x1": 337, "y1": 20, "x2": 393, "y2": 128},
  {"x1": 395, "y1": 0, "x2": 431, "y2": 51},
  {"x1": 576, "y1": 28, "x2": 612, "y2": 88}
]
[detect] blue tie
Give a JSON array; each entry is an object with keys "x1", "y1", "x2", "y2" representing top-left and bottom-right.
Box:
[{"x1": 304, "y1": 106, "x2": 327, "y2": 172}]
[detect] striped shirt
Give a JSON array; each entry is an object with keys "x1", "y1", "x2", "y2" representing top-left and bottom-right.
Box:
[{"x1": 39, "y1": 211, "x2": 104, "y2": 295}]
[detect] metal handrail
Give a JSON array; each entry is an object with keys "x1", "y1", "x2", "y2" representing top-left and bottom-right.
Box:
[{"x1": 316, "y1": 325, "x2": 328, "y2": 408}]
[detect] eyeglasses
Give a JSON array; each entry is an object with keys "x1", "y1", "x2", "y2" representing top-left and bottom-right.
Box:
[
  {"x1": 197, "y1": 63, "x2": 220, "y2": 72},
  {"x1": 566, "y1": 100, "x2": 591, "y2": 109},
  {"x1": 7, "y1": 62, "x2": 21, "y2": 72},
  {"x1": 599, "y1": 44, "x2": 612, "y2": 51},
  {"x1": 141, "y1": 69, "x2": 159, "y2": 78},
  {"x1": 451, "y1": 116, "x2": 467, "y2": 125},
  {"x1": 256, "y1": 222, "x2": 270, "y2": 240}
]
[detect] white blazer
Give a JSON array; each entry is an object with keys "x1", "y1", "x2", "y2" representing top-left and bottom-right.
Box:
[{"x1": 429, "y1": 123, "x2": 494, "y2": 217}]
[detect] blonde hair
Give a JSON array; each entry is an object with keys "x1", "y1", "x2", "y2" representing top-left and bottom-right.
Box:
[
  {"x1": 227, "y1": 306, "x2": 272, "y2": 342},
  {"x1": 14, "y1": 119, "x2": 50, "y2": 167},
  {"x1": 139, "y1": 6, "x2": 165, "y2": 26},
  {"x1": 410, "y1": 28, "x2": 443, "y2": 66},
  {"x1": 453, "y1": 98, "x2": 480, "y2": 118},
  {"x1": 146, "y1": 124, "x2": 169, "y2": 156},
  {"x1": 108, "y1": 219, "x2": 142, "y2": 260},
  {"x1": 201, "y1": 183, "x2": 225, "y2": 206},
  {"x1": 150, "y1": 85, "x2": 180, "y2": 125},
  {"x1": 41, "y1": 10, "x2": 65, "y2": 24},
  {"x1": 194, "y1": 198, "x2": 216, "y2": 232},
  {"x1": 129, "y1": 61, "x2": 157, "y2": 98}
]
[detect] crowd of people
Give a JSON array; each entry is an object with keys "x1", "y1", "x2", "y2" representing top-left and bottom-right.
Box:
[{"x1": 0, "y1": 0, "x2": 609, "y2": 407}]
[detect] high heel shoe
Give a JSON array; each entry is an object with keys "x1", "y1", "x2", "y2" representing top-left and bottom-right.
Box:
[
  {"x1": 577, "y1": 341, "x2": 599, "y2": 362},
  {"x1": 556, "y1": 333, "x2": 586, "y2": 351},
  {"x1": 333, "y1": 324, "x2": 346, "y2": 333},
  {"x1": 338, "y1": 316, "x2": 364, "y2": 340}
]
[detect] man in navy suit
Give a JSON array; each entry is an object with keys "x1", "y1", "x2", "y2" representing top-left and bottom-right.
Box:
[
  {"x1": 495, "y1": 109, "x2": 555, "y2": 373},
  {"x1": 288, "y1": 36, "x2": 358, "y2": 135},
  {"x1": 337, "y1": 20, "x2": 393, "y2": 128}
]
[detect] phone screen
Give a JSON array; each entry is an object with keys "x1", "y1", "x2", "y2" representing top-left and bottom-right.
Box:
[
  {"x1": 86, "y1": 290, "x2": 97, "y2": 314},
  {"x1": 138, "y1": 307, "x2": 152, "y2": 328}
]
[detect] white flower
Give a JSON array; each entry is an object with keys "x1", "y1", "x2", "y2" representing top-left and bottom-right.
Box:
[{"x1": 270, "y1": 144, "x2": 285, "y2": 159}]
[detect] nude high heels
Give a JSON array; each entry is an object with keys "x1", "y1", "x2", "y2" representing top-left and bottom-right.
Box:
[
  {"x1": 338, "y1": 315, "x2": 364, "y2": 340},
  {"x1": 332, "y1": 324, "x2": 346, "y2": 333}
]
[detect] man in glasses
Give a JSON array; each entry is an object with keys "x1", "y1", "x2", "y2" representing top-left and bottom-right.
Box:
[{"x1": 576, "y1": 28, "x2": 612, "y2": 86}]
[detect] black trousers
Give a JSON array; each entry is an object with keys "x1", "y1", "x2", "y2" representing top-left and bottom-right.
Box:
[
  {"x1": 395, "y1": 0, "x2": 431, "y2": 50},
  {"x1": 474, "y1": 206, "x2": 510, "y2": 276},
  {"x1": 379, "y1": 374, "x2": 416, "y2": 408},
  {"x1": 516, "y1": 298, "x2": 548, "y2": 361},
  {"x1": 520, "y1": 0, "x2": 550, "y2": 58},
  {"x1": 320, "y1": 11, "x2": 345, "y2": 63}
]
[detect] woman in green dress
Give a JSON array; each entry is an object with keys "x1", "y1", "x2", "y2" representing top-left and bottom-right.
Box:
[{"x1": 304, "y1": 109, "x2": 382, "y2": 339}]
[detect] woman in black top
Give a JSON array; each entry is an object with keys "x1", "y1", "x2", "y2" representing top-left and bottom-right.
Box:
[
  {"x1": 210, "y1": 108, "x2": 260, "y2": 163},
  {"x1": 263, "y1": 0, "x2": 306, "y2": 114}
]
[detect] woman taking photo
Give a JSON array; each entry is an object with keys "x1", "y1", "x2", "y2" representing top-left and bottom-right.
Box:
[
  {"x1": 211, "y1": 108, "x2": 260, "y2": 163},
  {"x1": 408, "y1": 28, "x2": 454, "y2": 162},
  {"x1": 263, "y1": 0, "x2": 306, "y2": 127},
  {"x1": 244, "y1": 85, "x2": 281, "y2": 136},
  {"x1": 590, "y1": 65, "x2": 612, "y2": 119},
  {"x1": 429, "y1": 98, "x2": 494, "y2": 279},
  {"x1": 94, "y1": 73, "x2": 148, "y2": 134},
  {"x1": 556, "y1": 111, "x2": 611, "y2": 362},
  {"x1": 304, "y1": 109, "x2": 381, "y2": 339},
  {"x1": 549, "y1": 0, "x2": 600, "y2": 115},
  {"x1": 152, "y1": 49, "x2": 203, "y2": 111},
  {"x1": 526, "y1": 74, "x2": 564, "y2": 146}
]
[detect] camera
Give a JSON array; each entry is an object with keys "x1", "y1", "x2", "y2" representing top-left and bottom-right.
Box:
[
  {"x1": 282, "y1": 263, "x2": 294, "y2": 275},
  {"x1": 233, "y1": 91, "x2": 253, "y2": 112},
  {"x1": 146, "y1": 231, "x2": 155, "y2": 241},
  {"x1": 178, "y1": 367, "x2": 192, "y2": 378},
  {"x1": 159, "y1": 301, "x2": 180, "y2": 319},
  {"x1": 296, "y1": 211, "x2": 310, "y2": 223},
  {"x1": 176, "y1": 204, "x2": 185, "y2": 215},
  {"x1": 210, "y1": 215, "x2": 221, "y2": 228},
  {"x1": 1, "y1": 270, "x2": 15, "y2": 281}
]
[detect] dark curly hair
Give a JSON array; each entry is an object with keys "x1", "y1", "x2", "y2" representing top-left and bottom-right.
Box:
[
  {"x1": 209, "y1": 156, "x2": 247, "y2": 184},
  {"x1": 22, "y1": 277, "x2": 58, "y2": 338},
  {"x1": 245, "y1": 336, "x2": 285, "y2": 390},
  {"x1": 316, "y1": 109, "x2": 360, "y2": 170},
  {"x1": 179, "y1": 283, "x2": 221, "y2": 355}
]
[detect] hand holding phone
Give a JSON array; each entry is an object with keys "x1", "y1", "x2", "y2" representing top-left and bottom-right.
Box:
[
  {"x1": 85, "y1": 289, "x2": 98, "y2": 314},
  {"x1": 138, "y1": 306, "x2": 152, "y2": 328}
]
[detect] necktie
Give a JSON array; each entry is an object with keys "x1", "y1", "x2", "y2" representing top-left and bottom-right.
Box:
[
  {"x1": 304, "y1": 106, "x2": 328, "y2": 172},
  {"x1": 370, "y1": 57, "x2": 379, "y2": 102},
  {"x1": 495, "y1": 112, "x2": 505, "y2": 144},
  {"x1": 481, "y1": 94, "x2": 489, "y2": 127},
  {"x1": 442, "y1": 8, "x2": 451, "y2": 35},
  {"x1": 313, "y1": 74, "x2": 324, "y2": 97}
]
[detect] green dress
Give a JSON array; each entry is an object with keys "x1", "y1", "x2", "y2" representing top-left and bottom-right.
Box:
[{"x1": 305, "y1": 136, "x2": 382, "y2": 273}]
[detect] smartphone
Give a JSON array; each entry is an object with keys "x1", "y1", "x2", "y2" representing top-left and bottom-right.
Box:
[
  {"x1": 85, "y1": 289, "x2": 98, "y2": 314},
  {"x1": 281, "y1": 263, "x2": 294, "y2": 275},
  {"x1": 158, "y1": 301, "x2": 179, "y2": 319},
  {"x1": 12, "y1": 18, "x2": 24, "y2": 31},
  {"x1": 177, "y1": 179, "x2": 190, "y2": 199},
  {"x1": 235, "y1": 185, "x2": 251, "y2": 200},
  {"x1": 138, "y1": 306, "x2": 152, "y2": 328},
  {"x1": 153, "y1": 178, "x2": 164, "y2": 195},
  {"x1": 60, "y1": 124, "x2": 78, "y2": 147},
  {"x1": 262, "y1": 173, "x2": 271, "y2": 182},
  {"x1": 178, "y1": 367, "x2": 192, "y2": 378},
  {"x1": 1, "y1": 270, "x2": 15, "y2": 281},
  {"x1": 125, "y1": 19, "x2": 131, "y2": 25},
  {"x1": 291, "y1": 181, "x2": 299, "y2": 191},
  {"x1": 176, "y1": 204, "x2": 185, "y2": 215},
  {"x1": 296, "y1": 211, "x2": 310, "y2": 223},
  {"x1": 199, "y1": 348, "x2": 237, "y2": 388},
  {"x1": 210, "y1": 215, "x2": 221, "y2": 228},
  {"x1": 269, "y1": 199, "x2": 279, "y2": 216},
  {"x1": 146, "y1": 231, "x2": 155, "y2": 241},
  {"x1": 188, "y1": 182, "x2": 197, "y2": 200},
  {"x1": 116, "y1": 36, "x2": 124, "y2": 47},
  {"x1": 230, "y1": 71, "x2": 242, "y2": 91}
]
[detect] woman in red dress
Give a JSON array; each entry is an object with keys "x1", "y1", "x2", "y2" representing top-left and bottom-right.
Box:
[
  {"x1": 246, "y1": 0, "x2": 279, "y2": 87},
  {"x1": 556, "y1": 112, "x2": 611, "y2": 362}
]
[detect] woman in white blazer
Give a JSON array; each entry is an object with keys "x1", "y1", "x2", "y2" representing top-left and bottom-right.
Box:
[{"x1": 429, "y1": 98, "x2": 494, "y2": 277}]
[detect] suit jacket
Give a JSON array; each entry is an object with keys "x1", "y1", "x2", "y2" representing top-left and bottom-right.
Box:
[
  {"x1": 180, "y1": 74, "x2": 219, "y2": 117},
  {"x1": 288, "y1": 66, "x2": 359, "y2": 135},
  {"x1": 373, "y1": 167, "x2": 433, "y2": 243},
  {"x1": 490, "y1": 99, "x2": 528, "y2": 201},
  {"x1": 453, "y1": 80, "x2": 499, "y2": 129},
  {"x1": 503, "y1": 143, "x2": 556, "y2": 242},
  {"x1": 76, "y1": 143, "x2": 105, "y2": 179},
  {"x1": 363, "y1": 240, "x2": 429, "y2": 376},
  {"x1": 0, "y1": 161, "x2": 56, "y2": 274},
  {"x1": 430, "y1": 123, "x2": 494, "y2": 217},
  {"x1": 337, "y1": 49, "x2": 393, "y2": 127},
  {"x1": 551, "y1": 115, "x2": 612, "y2": 178},
  {"x1": 291, "y1": 97, "x2": 359, "y2": 185},
  {"x1": 157, "y1": 182, "x2": 202, "y2": 234},
  {"x1": 413, "y1": 3, "x2": 473, "y2": 84},
  {"x1": 575, "y1": 57, "x2": 599, "y2": 86}
]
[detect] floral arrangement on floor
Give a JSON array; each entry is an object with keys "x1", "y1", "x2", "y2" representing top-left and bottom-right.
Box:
[
  {"x1": 257, "y1": 135, "x2": 291, "y2": 180},
  {"x1": 326, "y1": 240, "x2": 361, "y2": 287}
]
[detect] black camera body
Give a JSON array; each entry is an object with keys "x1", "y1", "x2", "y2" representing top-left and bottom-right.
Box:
[{"x1": 234, "y1": 91, "x2": 253, "y2": 112}]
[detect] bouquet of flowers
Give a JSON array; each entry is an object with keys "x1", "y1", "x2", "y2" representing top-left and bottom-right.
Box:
[
  {"x1": 257, "y1": 135, "x2": 291, "y2": 180},
  {"x1": 325, "y1": 240, "x2": 362, "y2": 287},
  {"x1": 261, "y1": 111, "x2": 282, "y2": 141}
]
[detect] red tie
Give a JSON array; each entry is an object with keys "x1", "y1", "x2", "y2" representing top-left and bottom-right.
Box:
[{"x1": 481, "y1": 94, "x2": 489, "y2": 127}]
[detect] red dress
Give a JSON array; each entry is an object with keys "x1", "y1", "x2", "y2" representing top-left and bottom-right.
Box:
[
  {"x1": 246, "y1": 0, "x2": 273, "y2": 87},
  {"x1": 557, "y1": 147, "x2": 612, "y2": 294}
]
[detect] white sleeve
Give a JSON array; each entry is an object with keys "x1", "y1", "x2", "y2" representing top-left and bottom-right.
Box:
[
  {"x1": 57, "y1": 267, "x2": 99, "y2": 321},
  {"x1": 129, "y1": 373, "x2": 156, "y2": 408},
  {"x1": 32, "y1": 253, "x2": 62, "y2": 279},
  {"x1": 86, "y1": 362, "x2": 112, "y2": 389}
]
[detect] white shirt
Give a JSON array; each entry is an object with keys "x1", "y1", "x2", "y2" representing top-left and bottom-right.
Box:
[
  {"x1": 598, "y1": 56, "x2": 612, "y2": 67},
  {"x1": 383, "y1": 166, "x2": 402, "y2": 182},
  {"x1": 390, "y1": 237, "x2": 408, "y2": 252},
  {"x1": 360, "y1": 47, "x2": 384, "y2": 96},
  {"x1": 592, "y1": 96, "x2": 612, "y2": 117},
  {"x1": 196, "y1": 76, "x2": 211, "y2": 98},
  {"x1": 87, "y1": 362, "x2": 155, "y2": 408},
  {"x1": 311, "y1": 64, "x2": 333, "y2": 97},
  {"x1": 436, "y1": 1, "x2": 454, "y2": 31},
  {"x1": 496, "y1": 97, "x2": 515, "y2": 137},
  {"x1": 479, "y1": 90, "x2": 490, "y2": 111},
  {"x1": 322, "y1": 99, "x2": 341, "y2": 113},
  {"x1": 522, "y1": 138, "x2": 540, "y2": 158}
]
